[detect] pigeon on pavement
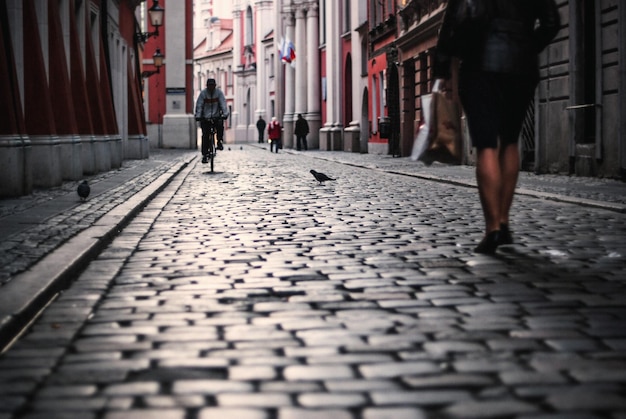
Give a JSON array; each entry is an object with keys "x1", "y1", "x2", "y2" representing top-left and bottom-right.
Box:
[
  {"x1": 77, "y1": 180, "x2": 90, "y2": 201},
  {"x1": 310, "y1": 169, "x2": 336, "y2": 185}
]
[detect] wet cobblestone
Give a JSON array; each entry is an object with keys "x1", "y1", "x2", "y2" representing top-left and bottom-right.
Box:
[{"x1": 1, "y1": 147, "x2": 625, "y2": 418}]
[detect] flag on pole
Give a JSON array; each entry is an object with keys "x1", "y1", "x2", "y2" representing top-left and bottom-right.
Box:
[{"x1": 279, "y1": 35, "x2": 295, "y2": 65}]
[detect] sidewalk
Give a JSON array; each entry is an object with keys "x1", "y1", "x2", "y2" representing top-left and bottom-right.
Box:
[
  {"x1": 284, "y1": 147, "x2": 626, "y2": 213},
  {"x1": 0, "y1": 145, "x2": 624, "y2": 349},
  {"x1": 0, "y1": 149, "x2": 197, "y2": 348}
]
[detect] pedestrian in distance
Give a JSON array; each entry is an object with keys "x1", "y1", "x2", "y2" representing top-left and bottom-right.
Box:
[
  {"x1": 194, "y1": 78, "x2": 229, "y2": 164},
  {"x1": 433, "y1": 0, "x2": 560, "y2": 254},
  {"x1": 256, "y1": 115, "x2": 267, "y2": 143},
  {"x1": 294, "y1": 113, "x2": 309, "y2": 151},
  {"x1": 267, "y1": 116, "x2": 282, "y2": 153}
]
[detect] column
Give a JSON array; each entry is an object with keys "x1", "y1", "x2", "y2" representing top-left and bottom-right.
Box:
[
  {"x1": 320, "y1": 0, "x2": 342, "y2": 150},
  {"x1": 255, "y1": 0, "x2": 271, "y2": 120},
  {"x1": 162, "y1": 0, "x2": 195, "y2": 149},
  {"x1": 305, "y1": 2, "x2": 320, "y2": 149},
  {"x1": 294, "y1": 6, "x2": 307, "y2": 115},
  {"x1": 232, "y1": 8, "x2": 242, "y2": 130},
  {"x1": 282, "y1": 12, "x2": 296, "y2": 148},
  {"x1": 23, "y1": 0, "x2": 62, "y2": 186}
]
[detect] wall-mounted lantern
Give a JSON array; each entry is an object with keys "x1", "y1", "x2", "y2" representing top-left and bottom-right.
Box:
[
  {"x1": 135, "y1": 0, "x2": 165, "y2": 44},
  {"x1": 141, "y1": 48, "x2": 164, "y2": 78}
]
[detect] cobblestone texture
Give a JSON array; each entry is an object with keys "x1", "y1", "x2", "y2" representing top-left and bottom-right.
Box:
[
  {"x1": 1, "y1": 147, "x2": 625, "y2": 418},
  {"x1": 0, "y1": 150, "x2": 195, "y2": 285}
]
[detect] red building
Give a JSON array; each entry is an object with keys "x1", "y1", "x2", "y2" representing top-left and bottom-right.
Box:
[
  {"x1": 367, "y1": 0, "x2": 400, "y2": 156},
  {"x1": 141, "y1": 0, "x2": 196, "y2": 150},
  {"x1": 0, "y1": 0, "x2": 149, "y2": 197}
]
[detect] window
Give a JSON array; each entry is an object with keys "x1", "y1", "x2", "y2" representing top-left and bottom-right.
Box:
[
  {"x1": 379, "y1": 70, "x2": 386, "y2": 111},
  {"x1": 245, "y1": 6, "x2": 254, "y2": 46},
  {"x1": 343, "y1": 0, "x2": 351, "y2": 34},
  {"x1": 372, "y1": 75, "x2": 378, "y2": 132},
  {"x1": 386, "y1": 0, "x2": 394, "y2": 18},
  {"x1": 361, "y1": 38, "x2": 368, "y2": 76},
  {"x1": 320, "y1": 0, "x2": 326, "y2": 44}
]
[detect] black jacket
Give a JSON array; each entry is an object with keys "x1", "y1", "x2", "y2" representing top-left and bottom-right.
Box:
[
  {"x1": 434, "y1": 0, "x2": 560, "y2": 79},
  {"x1": 294, "y1": 117, "x2": 309, "y2": 136}
]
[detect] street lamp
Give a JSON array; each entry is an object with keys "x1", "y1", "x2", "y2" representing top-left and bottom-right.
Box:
[
  {"x1": 141, "y1": 48, "x2": 164, "y2": 78},
  {"x1": 135, "y1": 0, "x2": 165, "y2": 44}
]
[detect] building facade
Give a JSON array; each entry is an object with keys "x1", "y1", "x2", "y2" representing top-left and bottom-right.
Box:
[
  {"x1": 1, "y1": 0, "x2": 149, "y2": 198},
  {"x1": 193, "y1": 17, "x2": 235, "y2": 143},
  {"x1": 230, "y1": 0, "x2": 276, "y2": 143},
  {"x1": 392, "y1": 0, "x2": 626, "y2": 178},
  {"x1": 142, "y1": 0, "x2": 196, "y2": 150}
]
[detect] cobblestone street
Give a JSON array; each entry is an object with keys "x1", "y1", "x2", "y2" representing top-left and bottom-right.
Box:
[{"x1": 1, "y1": 147, "x2": 625, "y2": 418}]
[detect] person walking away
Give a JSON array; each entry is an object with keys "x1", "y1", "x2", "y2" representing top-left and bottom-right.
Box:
[
  {"x1": 433, "y1": 0, "x2": 559, "y2": 254},
  {"x1": 256, "y1": 116, "x2": 267, "y2": 143},
  {"x1": 267, "y1": 117, "x2": 282, "y2": 153},
  {"x1": 294, "y1": 113, "x2": 309, "y2": 151},
  {"x1": 194, "y1": 78, "x2": 229, "y2": 164}
]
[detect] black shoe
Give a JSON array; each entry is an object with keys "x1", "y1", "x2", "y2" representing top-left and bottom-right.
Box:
[
  {"x1": 201, "y1": 155, "x2": 208, "y2": 164},
  {"x1": 217, "y1": 141, "x2": 224, "y2": 151},
  {"x1": 474, "y1": 230, "x2": 501, "y2": 254},
  {"x1": 499, "y1": 223, "x2": 514, "y2": 245}
]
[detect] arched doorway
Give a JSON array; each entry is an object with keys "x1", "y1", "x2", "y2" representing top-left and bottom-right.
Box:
[
  {"x1": 387, "y1": 63, "x2": 401, "y2": 157},
  {"x1": 344, "y1": 54, "x2": 353, "y2": 125}
]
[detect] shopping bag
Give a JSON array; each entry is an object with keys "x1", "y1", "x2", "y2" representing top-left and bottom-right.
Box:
[
  {"x1": 410, "y1": 94, "x2": 432, "y2": 161},
  {"x1": 411, "y1": 80, "x2": 463, "y2": 165}
]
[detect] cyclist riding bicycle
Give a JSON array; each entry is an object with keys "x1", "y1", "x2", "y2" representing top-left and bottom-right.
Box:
[{"x1": 195, "y1": 78, "x2": 229, "y2": 164}]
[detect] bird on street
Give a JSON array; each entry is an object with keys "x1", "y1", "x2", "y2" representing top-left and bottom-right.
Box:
[
  {"x1": 310, "y1": 169, "x2": 336, "y2": 185},
  {"x1": 77, "y1": 180, "x2": 90, "y2": 201}
]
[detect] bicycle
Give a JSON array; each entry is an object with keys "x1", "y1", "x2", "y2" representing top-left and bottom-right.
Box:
[{"x1": 199, "y1": 117, "x2": 220, "y2": 172}]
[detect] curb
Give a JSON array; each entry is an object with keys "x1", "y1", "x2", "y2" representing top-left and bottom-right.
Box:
[{"x1": 0, "y1": 155, "x2": 196, "y2": 351}]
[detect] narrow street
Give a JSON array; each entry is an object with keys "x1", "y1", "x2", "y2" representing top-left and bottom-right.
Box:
[{"x1": 1, "y1": 147, "x2": 625, "y2": 419}]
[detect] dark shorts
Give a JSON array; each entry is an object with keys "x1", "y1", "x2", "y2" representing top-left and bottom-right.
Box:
[{"x1": 459, "y1": 72, "x2": 537, "y2": 150}]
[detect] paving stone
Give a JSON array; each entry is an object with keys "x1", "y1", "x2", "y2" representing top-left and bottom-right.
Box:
[
  {"x1": 102, "y1": 382, "x2": 160, "y2": 396},
  {"x1": 546, "y1": 390, "x2": 626, "y2": 411},
  {"x1": 422, "y1": 341, "x2": 487, "y2": 357},
  {"x1": 402, "y1": 374, "x2": 495, "y2": 389},
  {"x1": 228, "y1": 365, "x2": 278, "y2": 380},
  {"x1": 362, "y1": 407, "x2": 427, "y2": 419},
  {"x1": 37, "y1": 385, "x2": 98, "y2": 398},
  {"x1": 544, "y1": 339, "x2": 603, "y2": 352},
  {"x1": 283, "y1": 365, "x2": 354, "y2": 381},
  {"x1": 517, "y1": 414, "x2": 606, "y2": 419},
  {"x1": 103, "y1": 410, "x2": 185, "y2": 419},
  {"x1": 140, "y1": 395, "x2": 207, "y2": 408},
  {"x1": 278, "y1": 408, "x2": 354, "y2": 419},
  {"x1": 569, "y1": 369, "x2": 626, "y2": 383},
  {"x1": 259, "y1": 381, "x2": 323, "y2": 393},
  {"x1": 499, "y1": 371, "x2": 568, "y2": 385},
  {"x1": 30, "y1": 397, "x2": 108, "y2": 411},
  {"x1": 370, "y1": 390, "x2": 472, "y2": 406},
  {"x1": 198, "y1": 408, "x2": 269, "y2": 419},
  {"x1": 442, "y1": 399, "x2": 539, "y2": 418},
  {"x1": 298, "y1": 392, "x2": 368, "y2": 408},
  {"x1": 0, "y1": 396, "x2": 26, "y2": 412},
  {"x1": 217, "y1": 392, "x2": 292, "y2": 407},
  {"x1": 452, "y1": 359, "x2": 523, "y2": 373},
  {"x1": 359, "y1": 362, "x2": 440, "y2": 378},
  {"x1": 172, "y1": 380, "x2": 253, "y2": 394}
]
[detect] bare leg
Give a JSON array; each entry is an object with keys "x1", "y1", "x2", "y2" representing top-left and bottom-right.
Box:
[
  {"x1": 498, "y1": 142, "x2": 520, "y2": 225},
  {"x1": 475, "y1": 147, "x2": 502, "y2": 234}
]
